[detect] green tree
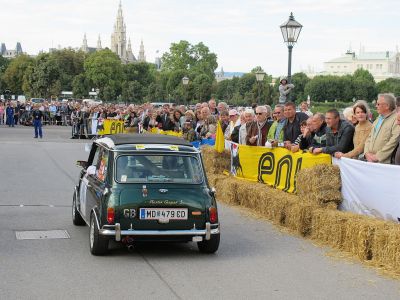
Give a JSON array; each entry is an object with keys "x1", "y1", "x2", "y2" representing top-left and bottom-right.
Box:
[
  {"x1": 352, "y1": 69, "x2": 376, "y2": 101},
  {"x1": 291, "y1": 72, "x2": 310, "y2": 103},
  {"x1": 2, "y1": 54, "x2": 34, "y2": 95},
  {"x1": 72, "y1": 73, "x2": 91, "y2": 99},
  {"x1": 84, "y1": 49, "x2": 123, "y2": 101},
  {"x1": 121, "y1": 80, "x2": 143, "y2": 103},
  {"x1": 376, "y1": 78, "x2": 400, "y2": 95},
  {"x1": 161, "y1": 40, "x2": 218, "y2": 80},
  {"x1": 193, "y1": 74, "x2": 213, "y2": 102}
]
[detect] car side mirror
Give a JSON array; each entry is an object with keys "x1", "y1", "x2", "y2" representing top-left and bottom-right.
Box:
[
  {"x1": 87, "y1": 165, "x2": 96, "y2": 176},
  {"x1": 76, "y1": 160, "x2": 88, "y2": 168},
  {"x1": 85, "y1": 143, "x2": 92, "y2": 153}
]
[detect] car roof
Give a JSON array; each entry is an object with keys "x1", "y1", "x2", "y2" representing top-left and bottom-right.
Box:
[{"x1": 94, "y1": 134, "x2": 197, "y2": 152}]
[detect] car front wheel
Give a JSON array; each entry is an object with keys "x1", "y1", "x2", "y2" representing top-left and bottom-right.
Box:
[
  {"x1": 89, "y1": 213, "x2": 109, "y2": 255},
  {"x1": 197, "y1": 233, "x2": 220, "y2": 254}
]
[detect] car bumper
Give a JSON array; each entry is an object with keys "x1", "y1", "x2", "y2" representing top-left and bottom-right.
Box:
[{"x1": 100, "y1": 222, "x2": 219, "y2": 241}]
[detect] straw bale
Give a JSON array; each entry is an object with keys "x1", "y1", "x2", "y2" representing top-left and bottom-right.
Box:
[
  {"x1": 201, "y1": 147, "x2": 230, "y2": 175},
  {"x1": 285, "y1": 200, "x2": 318, "y2": 236},
  {"x1": 371, "y1": 222, "x2": 400, "y2": 271},
  {"x1": 297, "y1": 164, "x2": 342, "y2": 207},
  {"x1": 341, "y1": 214, "x2": 380, "y2": 260},
  {"x1": 311, "y1": 209, "x2": 348, "y2": 249},
  {"x1": 214, "y1": 176, "x2": 239, "y2": 205}
]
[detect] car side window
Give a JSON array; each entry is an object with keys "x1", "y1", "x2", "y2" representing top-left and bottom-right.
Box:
[{"x1": 95, "y1": 148, "x2": 109, "y2": 182}]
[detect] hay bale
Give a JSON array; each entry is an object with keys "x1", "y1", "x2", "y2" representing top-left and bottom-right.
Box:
[
  {"x1": 311, "y1": 209, "x2": 348, "y2": 249},
  {"x1": 371, "y1": 223, "x2": 400, "y2": 271},
  {"x1": 214, "y1": 176, "x2": 239, "y2": 205},
  {"x1": 202, "y1": 146, "x2": 230, "y2": 174},
  {"x1": 297, "y1": 164, "x2": 342, "y2": 207},
  {"x1": 285, "y1": 200, "x2": 317, "y2": 236},
  {"x1": 341, "y1": 214, "x2": 380, "y2": 261}
]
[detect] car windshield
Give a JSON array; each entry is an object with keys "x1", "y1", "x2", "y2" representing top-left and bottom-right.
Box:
[{"x1": 115, "y1": 154, "x2": 203, "y2": 184}]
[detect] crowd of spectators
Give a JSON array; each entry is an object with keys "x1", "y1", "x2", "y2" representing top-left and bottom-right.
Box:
[{"x1": 1, "y1": 94, "x2": 400, "y2": 165}]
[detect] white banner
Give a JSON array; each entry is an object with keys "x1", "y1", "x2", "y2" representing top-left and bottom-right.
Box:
[{"x1": 333, "y1": 157, "x2": 400, "y2": 222}]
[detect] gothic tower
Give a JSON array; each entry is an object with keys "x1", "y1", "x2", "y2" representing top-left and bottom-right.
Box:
[
  {"x1": 81, "y1": 33, "x2": 89, "y2": 53},
  {"x1": 126, "y1": 38, "x2": 136, "y2": 62},
  {"x1": 97, "y1": 35, "x2": 102, "y2": 50},
  {"x1": 138, "y1": 39, "x2": 146, "y2": 62},
  {"x1": 111, "y1": 0, "x2": 128, "y2": 62}
]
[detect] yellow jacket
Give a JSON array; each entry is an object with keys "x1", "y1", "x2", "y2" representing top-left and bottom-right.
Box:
[{"x1": 364, "y1": 111, "x2": 400, "y2": 163}]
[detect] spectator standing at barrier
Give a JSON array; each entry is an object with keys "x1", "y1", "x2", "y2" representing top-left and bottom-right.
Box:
[
  {"x1": 268, "y1": 104, "x2": 285, "y2": 146},
  {"x1": 335, "y1": 101, "x2": 373, "y2": 159},
  {"x1": 209, "y1": 98, "x2": 218, "y2": 115},
  {"x1": 246, "y1": 106, "x2": 271, "y2": 146},
  {"x1": 291, "y1": 118, "x2": 314, "y2": 152},
  {"x1": 343, "y1": 107, "x2": 357, "y2": 126},
  {"x1": 392, "y1": 109, "x2": 400, "y2": 165},
  {"x1": 32, "y1": 104, "x2": 43, "y2": 139},
  {"x1": 49, "y1": 102, "x2": 57, "y2": 125},
  {"x1": 0, "y1": 102, "x2": 4, "y2": 125},
  {"x1": 310, "y1": 109, "x2": 354, "y2": 155},
  {"x1": 14, "y1": 101, "x2": 22, "y2": 125},
  {"x1": 182, "y1": 120, "x2": 196, "y2": 142},
  {"x1": 157, "y1": 104, "x2": 172, "y2": 130},
  {"x1": 300, "y1": 101, "x2": 313, "y2": 117},
  {"x1": 61, "y1": 102, "x2": 69, "y2": 126},
  {"x1": 6, "y1": 102, "x2": 15, "y2": 127},
  {"x1": 278, "y1": 77, "x2": 295, "y2": 104},
  {"x1": 363, "y1": 93, "x2": 400, "y2": 164},
  {"x1": 308, "y1": 113, "x2": 328, "y2": 150},
  {"x1": 224, "y1": 109, "x2": 240, "y2": 140},
  {"x1": 217, "y1": 102, "x2": 228, "y2": 114},
  {"x1": 238, "y1": 109, "x2": 255, "y2": 144},
  {"x1": 219, "y1": 110, "x2": 230, "y2": 134},
  {"x1": 283, "y1": 102, "x2": 308, "y2": 148}
]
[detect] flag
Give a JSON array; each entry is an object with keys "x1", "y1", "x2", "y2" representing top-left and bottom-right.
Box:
[{"x1": 215, "y1": 121, "x2": 225, "y2": 153}]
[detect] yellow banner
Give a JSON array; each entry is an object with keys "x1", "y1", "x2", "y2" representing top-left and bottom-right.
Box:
[
  {"x1": 230, "y1": 143, "x2": 332, "y2": 193},
  {"x1": 97, "y1": 120, "x2": 126, "y2": 135},
  {"x1": 149, "y1": 127, "x2": 183, "y2": 137}
]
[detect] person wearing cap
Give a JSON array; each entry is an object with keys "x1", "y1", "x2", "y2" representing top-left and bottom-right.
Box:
[
  {"x1": 224, "y1": 109, "x2": 240, "y2": 140},
  {"x1": 278, "y1": 77, "x2": 295, "y2": 104},
  {"x1": 182, "y1": 119, "x2": 196, "y2": 142}
]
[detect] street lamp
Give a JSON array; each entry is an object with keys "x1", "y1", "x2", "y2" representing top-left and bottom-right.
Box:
[
  {"x1": 182, "y1": 76, "x2": 189, "y2": 103},
  {"x1": 255, "y1": 71, "x2": 266, "y2": 104},
  {"x1": 280, "y1": 12, "x2": 302, "y2": 84}
]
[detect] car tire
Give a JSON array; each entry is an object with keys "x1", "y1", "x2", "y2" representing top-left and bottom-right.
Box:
[
  {"x1": 197, "y1": 233, "x2": 220, "y2": 254},
  {"x1": 89, "y1": 213, "x2": 109, "y2": 256},
  {"x1": 72, "y1": 191, "x2": 85, "y2": 226}
]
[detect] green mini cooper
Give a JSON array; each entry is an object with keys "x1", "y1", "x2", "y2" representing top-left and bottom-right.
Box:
[{"x1": 73, "y1": 134, "x2": 220, "y2": 255}]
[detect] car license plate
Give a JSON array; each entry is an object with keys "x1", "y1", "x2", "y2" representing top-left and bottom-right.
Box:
[{"x1": 139, "y1": 208, "x2": 188, "y2": 220}]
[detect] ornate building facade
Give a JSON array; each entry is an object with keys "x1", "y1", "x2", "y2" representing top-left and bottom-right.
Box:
[
  {"x1": 81, "y1": 1, "x2": 145, "y2": 64},
  {"x1": 1, "y1": 42, "x2": 23, "y2": 58},
  {"x1": 324, "y1": 47, "x2": 400, "y2": 82}
]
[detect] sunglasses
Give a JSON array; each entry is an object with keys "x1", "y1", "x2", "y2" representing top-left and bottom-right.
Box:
[{"x1": 256, "y1": 112, "x2": 264, "y2": 115}]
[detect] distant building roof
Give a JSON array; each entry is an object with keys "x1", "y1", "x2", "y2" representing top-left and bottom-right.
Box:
[{"x1": 326, "y1": 51, "x2": 396, "y2": 63}]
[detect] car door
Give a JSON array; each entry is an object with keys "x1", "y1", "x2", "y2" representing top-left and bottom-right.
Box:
[
  {"x1": 86, "y1": 147, "x2": 109, "y2": 222},
  {"x1": 79, "y1": 143, "x2": 100, "y2": 222}
]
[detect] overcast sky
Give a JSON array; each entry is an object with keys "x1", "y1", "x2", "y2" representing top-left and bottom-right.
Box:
[{"x1": 0, "y1": 0, "x2": 398, "y2": 76}]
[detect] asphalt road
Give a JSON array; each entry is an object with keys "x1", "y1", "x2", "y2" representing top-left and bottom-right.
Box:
[{"x1": 0, "y1": 125, "x2": 399, "y2": 300}]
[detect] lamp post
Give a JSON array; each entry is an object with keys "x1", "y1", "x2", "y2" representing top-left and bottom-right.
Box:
[
  {"x1": 255, "y1": 71, "x2": 266, "y2": 104},
  {"x1": 182, "y1": 76, "x2": 189, "y2": 104},
  {"x1": 280, "y1": 12, "x2": 303, "y2": 85}
]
